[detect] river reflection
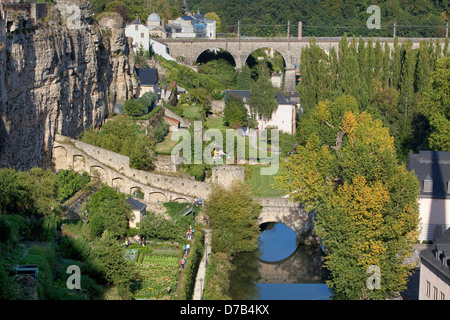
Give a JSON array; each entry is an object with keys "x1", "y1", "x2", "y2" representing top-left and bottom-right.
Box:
[{"x1": 229, "y1": 223, "x2": 331, "y2": 300}]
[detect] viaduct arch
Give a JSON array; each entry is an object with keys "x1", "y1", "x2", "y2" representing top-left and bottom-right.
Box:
[{"x1": 159, "y1": 36, "x2": 430, "y2": 92}]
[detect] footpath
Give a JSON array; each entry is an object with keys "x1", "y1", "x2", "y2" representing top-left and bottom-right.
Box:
[{"x1": 193, "y1": 228, "x2": 212, "y2": 300}]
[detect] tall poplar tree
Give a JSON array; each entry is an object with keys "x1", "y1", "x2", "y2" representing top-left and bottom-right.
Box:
[{"x1": 248, "y1": 63, "x2": 277, "y2": 120}]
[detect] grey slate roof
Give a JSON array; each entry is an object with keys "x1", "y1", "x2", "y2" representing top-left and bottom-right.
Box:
[
  {"x1": 407, "y1": 151, "x2": 450, "y2": 199},
  {"x1": 125, "y1": 197, "x2": 147, "y2": 211},
  {"x1": 419, "y1": 227, "x2": 450, "y2": 279},
  {"x1": 135, "y1": 68, "x2": 158, "y2": 86}
]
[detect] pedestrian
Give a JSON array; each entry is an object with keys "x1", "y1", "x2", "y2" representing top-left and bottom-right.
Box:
[
  {"x1": 198, "y1": 197, "x2": 202, "y2": 206},
  {"x1": 186, "y1": 243, "x2": 190, "y2": 254},
  {"x1": 125, "y1": 240, "x2": 129, "y2": 248},
  {"x1": 167, "y1": 286, "x2": 171, "y2": 294},
  {"x1": 183, "y1": 244, "x2": 186, "y2": 254},
  {"x1": 139, "y1": 238, "x2": 142, "y2": 247}
]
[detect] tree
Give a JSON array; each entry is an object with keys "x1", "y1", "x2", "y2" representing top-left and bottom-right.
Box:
[
  {"x1": 123, "y1": 99, "x2": 147, "y2": 117},
  {"x1": 420, "y1": 56, "x2": 450, "y2": 151},
  {"x1": 86, "y1": 186, "x2": 132, "y2": 239},
  {"x1": 90, "y1": 230, "x2": 134, "y2": 288},
  {"x1": 139, "y1": 213, "x2": 184, "y2": 242},
  {"x1": 248, "y1": 63, "x2": 277, "y2": 120},
  {"x1": 205, "y1": 12, "x2": 221, "y2": 32},
  {"x1": 275, "y1": 98, "x2": 420, "y2": 300},
  {"x1": 223, "y1": 94, "x2": 248, "y2": 129},
  {"x1": 205, "y1": 180, "x2": 261, "y2": 255},
  {"x1": 235, "y1": 65, "x2": 253, "y2": 90}
]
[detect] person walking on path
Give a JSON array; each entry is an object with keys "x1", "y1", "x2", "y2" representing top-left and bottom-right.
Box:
[{"x1": 186, "y1": 243, "x2": 190, "y2": 255}]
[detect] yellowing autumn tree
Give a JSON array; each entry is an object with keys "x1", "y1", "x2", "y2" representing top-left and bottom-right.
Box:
[{"x1": 275, "y1": 97, "x2": 420, "y2": 300}]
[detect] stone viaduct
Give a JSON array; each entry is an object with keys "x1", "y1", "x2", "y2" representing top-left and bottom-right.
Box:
[
  {"x1": 52, "y1": 134, "x2": 313, "y2": 237},
  {"x1": 159, "y1": 36, "x2": 434, "y2": 92}
]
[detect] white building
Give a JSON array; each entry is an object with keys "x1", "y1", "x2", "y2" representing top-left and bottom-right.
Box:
[
  {"x1": 407, "y1": 151, "x2": 450, "y2": 243},
  {"x1": 224, "y1": 90, "x2": 297, "y2": 135},
  {"x1": 168, "y1": 11, "x2": 216, "y2": 39},
  {"x1": 150, "y1": 39, "x2": 176, "y2": 61},
  {"x1": 125, "y1": 17, "x2": 149, "y2": 52}
]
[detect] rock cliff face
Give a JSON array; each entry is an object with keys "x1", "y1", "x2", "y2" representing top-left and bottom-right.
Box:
[{"x1": 0, "y1": 0, "x2": 137, "y2": 170}]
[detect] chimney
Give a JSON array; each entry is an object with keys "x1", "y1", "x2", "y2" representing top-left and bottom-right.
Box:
[{"x1": 298, "y1": 21, "x2": 302, "y2": 40}]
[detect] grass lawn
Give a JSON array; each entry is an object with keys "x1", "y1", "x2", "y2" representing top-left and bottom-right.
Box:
[
  {"x1": 246, "y1": 165, "x2": 286, "y2": 198},
  {"x1": 182, "y1": 104, "x2": 202, "y2": 119},
  {"x1": 155, "y1": 131, "x2": 179, "y2": 154},
  {"x1": 205, "y1": 117, "x2": 226, "y2": 131}
]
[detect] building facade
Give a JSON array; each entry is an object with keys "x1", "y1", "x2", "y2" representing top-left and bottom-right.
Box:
[
  {"x1": 407, "y1": 151, "x2": 450, "y2": 242},
  {"x1": 146, "y1": 12, "x2": 166, "y2": 38},
  {"x1": 168, "y1": 11, "x2": 216, "y2": 39},
  {"x1": 419, "y1": 227, "x2": 450, "y2": 300},
  {"x1": 224, "y1": 90, "x2": 297, "y2": 135},
  {"x1": 125, "y1": 17, "x2": 149, "y2": 52}
]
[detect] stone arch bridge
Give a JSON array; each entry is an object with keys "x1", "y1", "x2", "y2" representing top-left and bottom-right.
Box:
[
  {"x1": 52, "y1": 135, "x2": 314, "y2": 237},
  {"x1": 159, "y1": 36, "x2": 429, "y2": 92}
]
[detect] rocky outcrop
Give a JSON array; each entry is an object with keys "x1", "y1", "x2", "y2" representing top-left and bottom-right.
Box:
[{"x1": 0, "y1": 0, "x2": 137, "y2": 170}]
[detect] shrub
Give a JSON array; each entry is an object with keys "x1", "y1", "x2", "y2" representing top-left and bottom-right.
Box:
[
  {"x1": 56, "y1": 170, "x2": 90, "y2": 202},
  {"x1": 139, "y1": 213, "x2": 184, "y2": 242},
  {"x1": 177, "y1": 228, "x2": 205, "y2": 300}
]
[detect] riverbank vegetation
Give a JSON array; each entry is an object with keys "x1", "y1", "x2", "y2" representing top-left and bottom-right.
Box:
[
  {"x1": 203, "y1": 180, "x2": 261, "y2": 299},
  {"x1": 0, "y1": 167, "x2": 205, "y2": 300},
  {"x1": 273, "y1": 43, "x2": 449, "y2": 299}
]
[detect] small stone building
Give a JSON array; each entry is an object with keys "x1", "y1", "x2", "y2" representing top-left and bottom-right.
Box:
[{"x1": 126, "y1": 197, "x2": 147, "y2": 229}]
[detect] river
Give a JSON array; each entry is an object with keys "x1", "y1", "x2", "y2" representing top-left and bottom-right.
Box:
[{"x1": 229, "y1": 222, "x2": 332, "y2": 300}]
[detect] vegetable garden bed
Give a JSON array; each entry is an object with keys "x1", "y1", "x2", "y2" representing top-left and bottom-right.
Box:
[{"x1": 131, "y1": 243, "x2": 182, "y2": 300}]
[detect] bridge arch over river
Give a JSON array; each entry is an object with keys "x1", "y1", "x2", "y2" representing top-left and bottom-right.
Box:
[{"x1": 52, "y1": 135, "x2": 315, "y2": 236}]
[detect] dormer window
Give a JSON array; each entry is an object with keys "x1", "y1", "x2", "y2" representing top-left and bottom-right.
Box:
[{"x1": 423, "y1": 175, "x2": 433, "y2": 192}]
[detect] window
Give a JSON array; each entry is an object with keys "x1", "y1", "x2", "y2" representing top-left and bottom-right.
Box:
[
  {"x1": 440, "y1": 292, "x2": 445, "y2": 300},
  {"x1": 141, "y1": 33, "x2": 144, "y2": 38},
  {"x1": 423, "y1": 175, "x2": 433, "y2": 192},
  {"x1": 433, "y1": 286, "x2": 438, "y2": 300},
  {"x1": 426, "y1": 281, "x2": 431, "y2": 297},
  {"x1": 135, "y1": 25, "x2": 138, "y2": 31}
]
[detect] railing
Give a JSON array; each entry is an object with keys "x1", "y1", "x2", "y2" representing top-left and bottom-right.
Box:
[{"x1": 160, "y1": 36, "x2": 447, "y2": 43}]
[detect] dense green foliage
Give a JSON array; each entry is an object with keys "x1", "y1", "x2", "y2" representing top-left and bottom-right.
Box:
[
  {"x1": 206, "y1": 181, "x2": 261, "y2": 255},
  {"x1": 85, "y1": 186, "x2": 132, "y2": 239},
  {"x1": 91, "y1": 0, "x2": 187, "y2": 23},
  {"x1": 419, "y1": 56, "x2": 450, "y2": 151},
  {"x1": 275, "y1": 96, "x2": 421, "y2": 299},
  {"x1": 190, "y1": 0, "x2": 448, "y2": 37},
  {"x1": 92, "y1": 0, "x2": 448, "y2": 37},
  {"x1": 79, "y1": 115, "x2": 156, "y2": 171},
  {"x1": 139, "y1": 212, "x2": 185, "y2": 242},
  {"x1": 56, "y1": 170, "x2": 90, "y2": 203},
  {"x1": 297, "y1": 36, "x2": 449, "y2": 163},
  {"x1": 223, "y1": 94, "x2": 248, "y2": 128},
  {"x1": 123, "y1": 92, "x2": 157, "y2": 117}
]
